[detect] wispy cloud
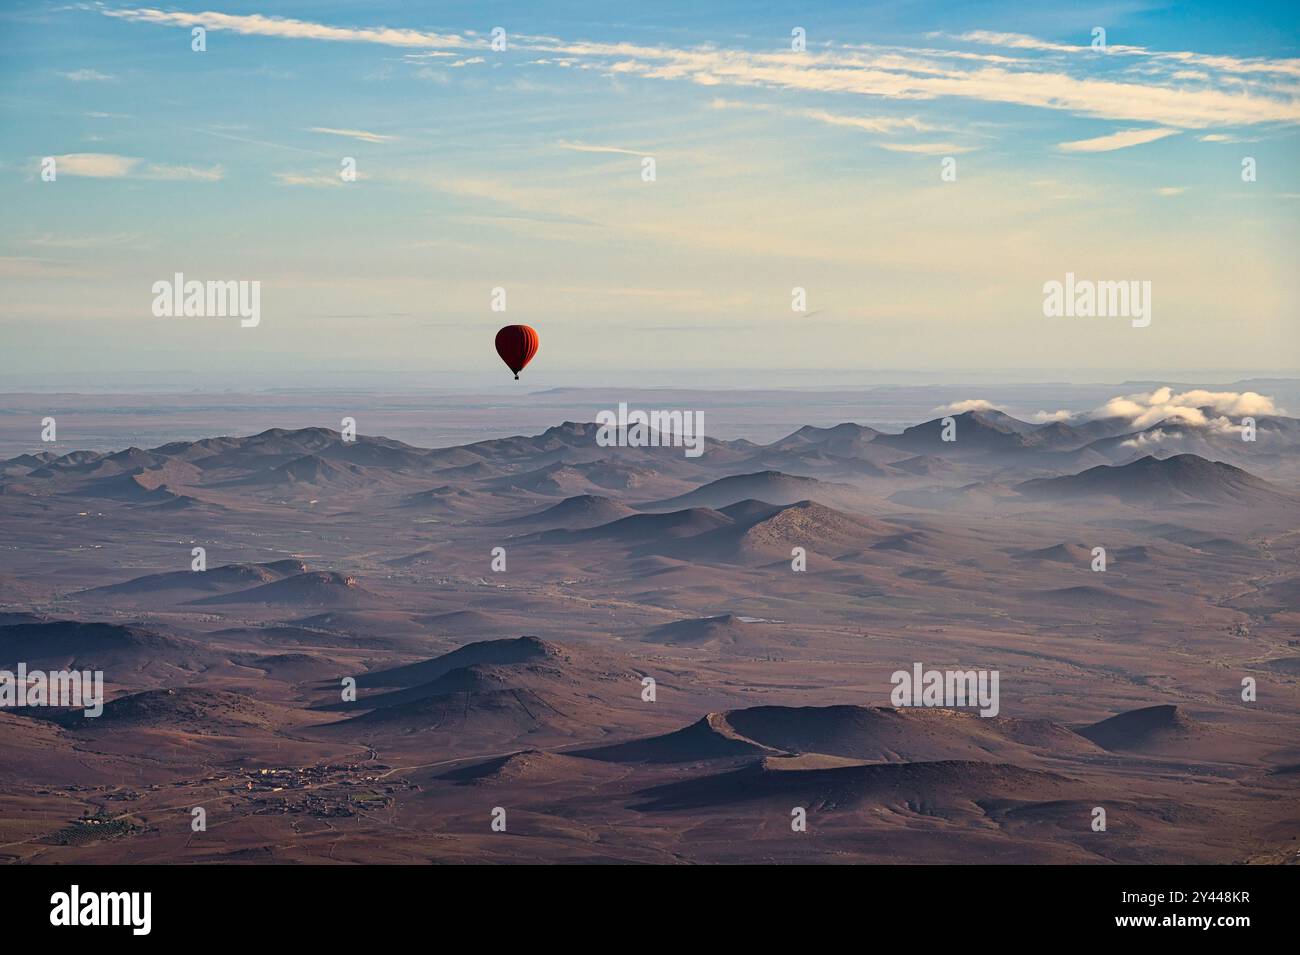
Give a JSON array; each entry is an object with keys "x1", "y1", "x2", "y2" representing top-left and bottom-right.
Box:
[
  {"x1": 711, "y1": 98, "x2": 934, "y2": 135},
  {"x1": 307, "y1": 126, "x2": 397, "y2": 143},
  {"x1": 1198, "y1": 132, "x2": 1258, "y2": 143},
  {"x1": 947, "y1": 29, "x2": 1300, "y2": 78},
  {"x1": 0, "y1": 256, "x2": 108, "y2": 279},
  {"x1": 41, "y1": 153, "x2": 222, "y2": 181},
  {"x1": 1058, "y1": 128, "x2": 1179, "y2": 152},
  {"x1": 145, "y1": 163, "x2": 224, "y2": 181},
  {"x1": 557, "y1": 142, "x2": 647, "y2": 156},
  {"x1": 100, "y1": 8, "x2": 1300, "y2": 132},
  {"x1": 274, "y1": 170, "x2": 359, "y2": 187},
  {"x1": 45, "y1": 153, "x2": 138, "y2": 178},
  {"x1": 943, "y1": 31, "x2": 1081, "y2": 54},
  {"x1": 880, "y1": 142, "x2": 978, "y2": 155},
  {"x1": 800, "y1": 108, "x2": 933, "y2": 134},
  {"x1": 59, "y1": 68, "x2": 114, "y2": 82},
  {"x1": 183, "y1": 126, "x2": 322, "y2": 155},
  {"x1": 563, "y1": 42, "x2": 1300, "y2": 129},
  {"x1": 101, "y1": 7, "x2": 475, "y2": 49},
  {"x1": 25, "y1": 233, "x2": 142, "y2": 249}
]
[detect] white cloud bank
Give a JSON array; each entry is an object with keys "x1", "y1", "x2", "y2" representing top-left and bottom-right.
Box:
[
  {"x1": 1004, "y1": 389, "x2": 1281, "y2": 431},
  {"x1": 1092, "y1": 387, "x2": 1281, "y2": 429}
]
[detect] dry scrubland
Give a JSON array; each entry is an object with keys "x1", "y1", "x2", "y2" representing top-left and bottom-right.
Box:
[{"x1": 1, "y1": 406, "x2": 1298, "y2": 863}]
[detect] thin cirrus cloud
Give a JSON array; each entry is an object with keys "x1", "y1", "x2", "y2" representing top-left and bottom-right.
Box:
[
  {"x1": 145, "y1": 163, "x2": 225, "y2": 181},
  {"x1": 880, "y1": 142, "x2": 979, "y2": 155},
  {"x1": 100, "y1": 7, "x2": 474, "y2": 49},
  {"x1": 98, "y1": 7, "x2": 1300, "y2": 133},
  {"x1": 942, "y1": 31, "x2": 1084, "y2": 54},
  {"x1": 799, "y1": 108, "x2": 933, "y2": 134},
  {"x1": 275, "y1": 171, "x2": 347, "y2": 187},
  {"x1": 25, "y1": 232, "x2": 142, "y2": 249},
  {"x1": 710, "y1": 98, "x2": 969, "y2": 153},
  {"x1": 1058, "y1": 127, "x2": 1180, "y2": 152},
  {"x1": 534, "y1": 39, "x2": 1300, "y2": 128},
  {"x1": 948, "y1": 29, "x2": 1300, "y2": 78},
  {"x1": 58, "y1": 68, "x2": 114, "y2": 81},
  {"x1": 711, "y1": 98, "x2": 935, "y2": 135},
  {"x1": 44, "y1": 153, "x2": 223, "y2": 181},
  {"x1": 557, "y1": 142, "x2": 648, "y2": 156},
  {"x1": 307, "y1": 127, "x2": 397, "y2": 143}
]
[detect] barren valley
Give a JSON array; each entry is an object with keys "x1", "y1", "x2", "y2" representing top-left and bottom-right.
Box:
[{"x1": 1, "y1": 395, "x2": 1297, "y2": 864}]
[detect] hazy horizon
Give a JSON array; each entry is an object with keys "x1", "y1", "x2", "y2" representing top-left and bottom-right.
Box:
[
  {"x1": 4, "y1": 369, "x2": 1300, "y2": 393},
  {"x1": 3, "y1": 378, "x2": 1296, "y2": 458}
]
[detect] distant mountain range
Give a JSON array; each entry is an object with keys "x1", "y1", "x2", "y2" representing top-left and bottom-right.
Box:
[
  {"x1": 1018, "y1": 454, "x2": 1294, "y2": 506},
  {"x1": 6, "y1": 403, "x2": 1294, "y2": 515}
]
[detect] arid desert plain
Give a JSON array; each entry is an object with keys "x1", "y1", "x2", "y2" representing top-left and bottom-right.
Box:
[{"x1": 1, "y1": 386, "x2": 1298, "y2": 864}]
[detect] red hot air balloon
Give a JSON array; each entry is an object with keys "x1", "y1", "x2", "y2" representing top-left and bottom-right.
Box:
[{"x1": 495, "y1": 325, "x2": 539, "y2": 379}]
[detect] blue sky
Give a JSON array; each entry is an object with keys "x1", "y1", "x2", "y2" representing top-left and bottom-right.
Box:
[{"x1": 2, "y1": 1, "x2": 1297, "y2": 389}]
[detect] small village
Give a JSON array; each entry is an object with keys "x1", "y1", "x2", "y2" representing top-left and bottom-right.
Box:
[{"x1": 234, "y1": 762, "x2": 415, "y2": 818}]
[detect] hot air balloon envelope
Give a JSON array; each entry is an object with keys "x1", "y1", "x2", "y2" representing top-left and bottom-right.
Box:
[{"x1": 495, "y1": 325, "x2": 539, "y2": 379}]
